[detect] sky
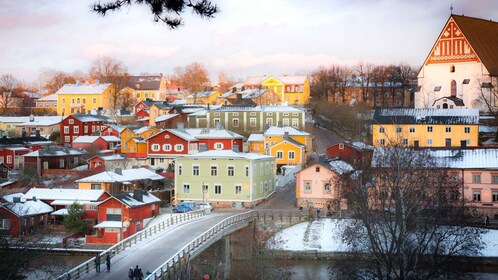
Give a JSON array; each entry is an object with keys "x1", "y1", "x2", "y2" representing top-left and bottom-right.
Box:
[{"x1": 1, "y1": 0, "x2": 498, "y2": 85}]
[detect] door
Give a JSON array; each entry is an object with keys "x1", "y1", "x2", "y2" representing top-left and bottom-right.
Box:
[{"x1": 445, "y1": 138, "x2": 451, "y2": 147}]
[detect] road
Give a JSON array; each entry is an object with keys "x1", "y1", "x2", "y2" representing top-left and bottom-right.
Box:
[
  {"x1": 257, "y1": 179, "x2": 297, "y2": 210},
  {"x1": 305, "y1": 118, "x2": 346, "y2": 154},
  {"x1": 82, "y1": 211, "x2": 242, "y2": 280}
]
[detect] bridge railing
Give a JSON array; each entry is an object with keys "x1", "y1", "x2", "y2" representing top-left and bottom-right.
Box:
[
  {"x1": 146, "y1": 211, "x2": 257, "y2": 279},
  {"x1": 59, "y1": 210, "x2": 205, "y2": 280}
]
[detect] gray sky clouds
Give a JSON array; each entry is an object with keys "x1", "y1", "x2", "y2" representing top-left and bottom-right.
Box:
[{"x1": 1, "y1": 0, "x2": 497, "y2": 83}]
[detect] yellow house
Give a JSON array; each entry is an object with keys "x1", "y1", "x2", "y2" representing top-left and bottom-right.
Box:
[
  {"x1": 266, "y1": 138, "x2": 306, "y2": 167},
  {"x1": 372, "y1": 108, "x2": 479, "y2": 148},
  {"x1": 186, "y1": 90, "x2": 222, "y2": 105},
  {"x1": 121, "y1": 126, "x2": 159, "y2": 153},
  {"x1": 245, "y1": 75, "x2": 310, "y2": 105},
  {"x1": 124, "y1": 75, "x2": 167, "y2": 102},
  {"x1": 148, "y1": 103, "x2": 171, "y2": 126},
  {"x1": 56, "y1": 82, "x2": 114, "y2": 116},
  {"x1": 264, "y1": 126, "x2": 313, "y2": 157},
  {"x1": 247, "y1": 134, "x2": 265, "y2": 154}
]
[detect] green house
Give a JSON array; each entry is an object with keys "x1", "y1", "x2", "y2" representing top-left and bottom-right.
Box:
[{"x1": 175, "y1": 150, "x2": 276, "y2": 208}]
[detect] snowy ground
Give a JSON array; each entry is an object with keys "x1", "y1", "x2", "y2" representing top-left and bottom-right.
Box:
[{"x1": 268, "y1": 219, "x2": 498, "y2": 257}]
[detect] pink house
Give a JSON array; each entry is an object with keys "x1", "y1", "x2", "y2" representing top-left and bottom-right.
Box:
[{"x1": 296, "y1": 160, "x2": 354, "y2": 210}]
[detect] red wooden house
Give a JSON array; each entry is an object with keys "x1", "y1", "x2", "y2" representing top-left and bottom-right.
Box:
[
  {"x1": 153, "y1": 113, "x2": 180, "y2": 129},
  {"x1": 60, "y1": 114, "x2": 113, "y2": 144},
  {"x1": 86, "y1": 190, "x2": 160, "y2": 244},
  {"x1": 135, "y1": 109, "x2": 150, "y2": 126},
  {"x1": 325, "y1": 141, "x2": 374, "y2": 169},
  {"x1": 72, "y1": 136, "x2": 109, "y2": 152},
  {"x1": 23, "y1": 146, "x2": 86, "y2": 176},
  {"x1": 0, "y1": 193, "x2": 53, "y2": 237},
  {"x1": 0, "y1": 147, "x2": 30, "y2": 169}
]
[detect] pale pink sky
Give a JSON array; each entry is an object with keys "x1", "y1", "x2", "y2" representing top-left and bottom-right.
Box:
[{"x1": 1, "y1": 0, "x2": 497, "y2": 84}]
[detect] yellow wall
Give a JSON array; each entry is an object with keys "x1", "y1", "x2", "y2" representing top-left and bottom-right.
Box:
[
  {"x1": 260, "y1": 76, "x2": 310, "y2": 105},
  {"x1": 248, "y1": 141, "x2": 265, "y2": 154},
  {"x1": 264, "y1": 135, "x2": 312, "y2": 153},
  {"x1": 372, "y1": 124, "x2": 479, "y2": 147},
  {"x1": 186, "y1": 91, "x2": 222, "y2": 105},
  {"x1": 121, "y1": 127, "x2": 159, "y2": 153},
  {"x1": 267, "y1": 141, "x2": 305, "y2": 165},
  {"x1": 78, "y1": 182, "x2": 113, "y2": 192},
  {"x1": 148, "y1": 105, "x2": 170, "y2": 126},
  {"x1": 57, "y1": 85, "x2": 114, "y2": 116}
]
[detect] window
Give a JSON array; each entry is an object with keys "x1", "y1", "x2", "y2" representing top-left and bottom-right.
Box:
[
  {"x1": 215, "y1": 143, "x2": 224, "y2": 150},
  {"x1": 62, "y1": 98, "x2": 66, "y2": 104},
  {"x1": 91, "y1": 184, "x2": 101, "y2": 190},
  {"x1": 427, "y1": 126, "x2": 433, "y2": 133},
  {"x1": 1, "y1": 219, "x2": 10, "y2": 230},
  {"x1": 162, "y1": 144, "x2": 171, "y2": 151},
  {"x1": 276, "y1": 151, "x2": 283, "y2": 159},
  {"x1": 450, "y1": 79, "x2": 457, "y2": 96},
  {"x1": 64, "y1": 136, "x2": 70, "y2": 143},
  {"x1": 379, "y1": 139, "x2": 386, "y2": 146},
  {"x1": 69, "y1": 119, "x2": 74, "y2": 124},
  {"x1": 178, "y1": 165, "x2": 182, "y2": 176},
  {"x1": 59, "y1": 159, "x2": 65, "y2": 168},
  {"x1": 6, "y1": 156, "x2": 12, "y2": 164},
  {"x1": 74, "y1": 126, "x2": 79, "y2": 134},
  {"x1": 84, "y1": 126, "x2": 88, "y2": 134},
  {"x1": 245, "y1": 166, "x2": 249, "y2": 177},
  {"x1": 288, "y1": 151, "x2": 295, "y2": 160},
  {"x1": 250, "y1": 112, "x2": 257, "y2": 116},
  {"x1": 316, "y1": 167, "x2": 320, "y2": 172},
  {"x1": 215, "y1": 185, "x2": 222, "y2": 194},
  {"x1": 64, "y1": 126, "x2": 69, "y2": 134},
  {"x1": 464, "y1": 127, "x2": 470, "y2": 134},
  {"x1": 232, "y1": 118, "x2": 239, "y2": 127},
  {"x1": 174, "y1": 144, "x2": 183, "y2": 152},
  {"x1": 151, "y1": 144, "x2": 160, "y2": 152},
  {"x1": 267, "y1": 112, "x2": 273, "y2": 116},
  {"x1": 283, "y1": 118, "x2": 289, "y2": 126},
  {"x1": 235, "y1": 185, "x2": 242, "y2": 194},
  {"x1": 445, "y1": 126, "x2": 452, "y2": 133},
  {"x1": 395, "y1": 126, "x2": 402, "y2": 133},
  {"x1": 292, "y1": 119, "x2": 299, "y2": 128},
  {"x1": 214, "y1": 118, "x2": 221, "y2": 127},
  {"x1": 492, "y1": 175, "x2": 498, "y2": 184},
  {"x1": 324, "y1": 183, "x2": 331, "y2": 193},
  {"x1": 266, "y1": 118, "x2": 273, "y2": 126},
  {"x1": 493, "y1": 191, "x2": 498, "y2": 202},
  {"x1": 93, "y1": 97, "x2": 97, "y2": 104},
  {"x1": 473, "y1": 190, "x2": 481, "y2": 202},
  {"x1": 402, "y1": 139, "x2": 408, "y2": 145},
  {"x1": 472, "y1": 174, "x2": 481, "y2": 183},
  {"x1": 250, "y1": 118, "x2": 256, "y2": 127},
  {"x1": 183, "y1": 184, "x2": 190, "y2": 194},
  {"x1": 228, "y1": 166, "x2": 234, "y2": 176},
  {"x1": 409, "y1": 126, "x2": 415, "y2": 133},
  {"x1": 304, "y1": 181, "x2": 311, "y2": 193},
  {"x1": 379, "y1": 127, "x2": 385, "y2": 133},
  {"x1": 211, "y1": 166, "x2": 217, "y2": 176},
  {"x1": 339, "y1": 143, "x2": 344, "y2": 149},
  {"x1": 193, "y1": 165, "x2": 199, "y2": 176},
  {"x1": 427, "y1": 139, "x2": 433, "y2": 145}
]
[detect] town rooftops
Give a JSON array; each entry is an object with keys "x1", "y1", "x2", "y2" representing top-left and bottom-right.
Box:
[
  {"x1": 2, "y1": 193, "x2": 53, "y2": 217},
  {"x1": 219, "y1": 88, "x2": 268, "y2": 99},
  {"x1": 56, "y1": 82, "x2": 112, "y2": 95},
  {"x1": 211, "y1": 105, "x2": 303, "y2": 112},
  {"x1": 154, "y1": 113, "x2": 179, "y2": 122},
  {"x1": 71, "y1": 114, "x2": 113, "y2": 123},
  {"x1": 186, "y1": 91, "x2": 219, "y2": 99},
  {"x1": 182, "y1": 150, "x2": 273, "y2": 160},
  {"x1": 23, "y1": 188, "x2": 108, "y2": 201},
  {"x1": 264, "y1": 126, "x2": 310, "y2": 136},
  {"x1": 327, "y1": 141, "x2": 374, "y2": 152},
  {"x1": 372, "y1": 108, "x2": 479, "y2": 125},
  {"x1": 112, "y1": 191, "x2": 161, "y2": 207},
  {"x1": 75, "y1": 168, "x2": 165, "y2": 183},
  {"x1": 327, "y1": 159, "x2": 355, "y2": 175}
]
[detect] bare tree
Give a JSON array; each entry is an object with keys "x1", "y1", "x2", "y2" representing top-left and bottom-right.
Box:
[
  {"x1": 0, "y1": 74, "x2": 20, "y2": 110},
  {"x1": 41, "y1": 70, "x2": 77, "y2": 94},
  {"x1": 474, "y1": 77, "x2": 498, "y2": 142},
  {"x1": 92, "y1": 0, "x2": 218, "y2": 28},
  {"x1": 173, "y1": 62, "x2": 210, "y2": 102},
  {"x1": 89, "y1": 56, "x2": 129, "y2": 111},
  {"x1": 354, "y1": 62, "x2": 374, "y2": 103},
  {"x1": 342, "y1": 147, "x2": 484, "y2": 279},
  {"x1": 217, "y1": 71, "x2": 238, "y2": 93}
]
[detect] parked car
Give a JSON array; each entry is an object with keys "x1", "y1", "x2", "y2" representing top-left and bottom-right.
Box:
[
  {"x1": 172, "y1": 204, "x2": 192, "y2": 213},
  {"x1": 197, "y1": 202, "x2": 213, "y2": 211}
]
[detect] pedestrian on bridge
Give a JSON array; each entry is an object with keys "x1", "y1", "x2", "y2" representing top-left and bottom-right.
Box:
[
  {"x1": 134, "y1": 265, "x2": 140, "y2": 280},
  {"x1": 94, "y1": 253, "x2": 101, "y2": 273},
  {"x1": 129, "y1": 267, "x2": 134, "y2": 279},
  {"x1": 105, "y1": 254, "x2": 111, "y2": 272}
]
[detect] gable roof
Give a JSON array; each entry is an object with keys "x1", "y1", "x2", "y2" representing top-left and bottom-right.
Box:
[
  {"x1": 23, "y1": 188, "x2": 108, "y2": 201},
  {"x1": 372, "y1": 108, "x2": 479, "y2": 125},
  {"x1": 112, "y1": 191, "x2": 161, "y2": 207},
  {"x1": 56, "y1": 83, "x2": 112, "y2": 95},
  {"x1": 268, "y1": 138, "x2": 306, "y2": 150},
  {"x1": 247, "y1": 134, "x2": 264, "y2": 142},
  {"x1": 452, "y1": 15, "x2": 498, "y2": 75},
  {"x1": 264, "y1": 126, "x2": 310, "y2": 136},
  {"x1": 75, "y1": 168, "x2": 164, "y2": 183},
  {"x1": 154, "y1": 113, "x2": 179, "y2": 122},
  {"x1": 72, "y1": 136, "x2": 103, "y2": 144},
  {"x1": 2, "y1": 199, "x2": 53, "y2": 217}
]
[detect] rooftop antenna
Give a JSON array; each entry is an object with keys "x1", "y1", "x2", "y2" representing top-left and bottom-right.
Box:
[{"x1": 450, "y1": 4, "x2": 453, "y2": 15}]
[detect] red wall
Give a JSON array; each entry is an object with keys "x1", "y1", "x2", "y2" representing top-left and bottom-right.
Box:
[
  {"x1": 0, "y1": 208, "x2": 47, "y2": 237},
  {"x1": 147, "y1": 130, "x2": 194, "y2": 156},
  {"x1": 60, "y1": 115, "x2": 106, "y2": 144},
  {"x1": 72, "y1": 137, "x2": 109, "y2": 151}
]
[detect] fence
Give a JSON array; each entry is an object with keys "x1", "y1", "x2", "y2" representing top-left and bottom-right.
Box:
[
  {"x1": 275, "y1": 164, "x2": 301, "y2": 188},
  {"x1": 146, "y1": 211, "x2": 257, "y2": 279},
  {"x1": 58, "y1": 210, "x2": 205, "y2": 280}
]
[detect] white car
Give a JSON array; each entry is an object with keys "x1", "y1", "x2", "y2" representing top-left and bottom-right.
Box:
[{"x1": 197, "y1": 202, "x2": 213, "y2": 211}]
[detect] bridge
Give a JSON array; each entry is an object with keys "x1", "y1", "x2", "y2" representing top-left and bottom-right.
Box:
[{"x1": 59, "y1": 209, "x2": 305, "y2": 280}]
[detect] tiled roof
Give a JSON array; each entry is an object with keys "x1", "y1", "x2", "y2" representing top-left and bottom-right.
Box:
[
  {"x1": 56, "y1": 83, "x2": 112, "y2": 94},
  {"x1": 372, "y1": 108, "x2": 479, "y2": 125}
]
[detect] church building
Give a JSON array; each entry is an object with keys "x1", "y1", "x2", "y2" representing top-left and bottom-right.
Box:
[{"x1": 415, "y1": 14, "x2": 498, "y2": 111}]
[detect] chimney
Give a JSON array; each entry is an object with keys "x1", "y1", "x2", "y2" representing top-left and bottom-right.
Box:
[
  {"x1": 115, "y1": 168, "x2": 122, "y2": 175},
  {"x1": 284, "y1": 131, "x2": 289, "y2": 139},
  {"x1": 95, "y1": 79, "x2": 100, "y2": 85},
  {"x1": 207, "y1": 104, "x2": 210, "y2": 110},
  {"x1": 232, "y1": 87, "x2": 236, "y2": 93},
  {"x1": 133, "y1": 189, "x2": 143, "y2": 202},
  {"x1": 32, "y1": 196, "x2": 37, "y2": 202},
  {"x1": 13, "y1": 196, "x2": 21, "y2": 203}
]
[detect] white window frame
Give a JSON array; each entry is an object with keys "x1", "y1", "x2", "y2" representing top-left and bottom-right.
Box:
[
  {"x1": 162, "y1": 144, "x2": 172, "y2": 151},
  {"x1": 215, "y1": 143, "x2": 224, "y2": 150},
  {"x1": 183, "y1": 184, "x2": 190, "y2": 194},
  {"x1": 232, "y1": 118, "x2": 239, "y2": 127},
  {"x1": 288, "y1": 151, "x2": 295, "y2": 160},
  {"x1": 64, "y1": 126, "x2": 69, "y2": 134},
  {"x1": 214, "y1": 184, "x2": 222, "y2": 195},
  {"x1": 228, "y1": 166, "x2": 234, "y2": 176},
  {"x1": 193, "y1": 165, "x2": 200, "y2": 176},
  {"x1": 292, "y1": 118, "x2": 299, "y2": 128},
  {"x1": 151, "y1": 144, "x2": 160, "y2": 152},
  {"x1": 73, "y1": 126, "x2": 79, "y2": 134},
  {"x1": 235, "y1": 184, "x2": 242, "y2": 195},
  {"x1": 211, "y1": 165, "x2": 218, "y2": 176},
  {"x1": 174, "y1": 144, "x2": 184, "y2": 152},
  {"x1": 250, "y1": 118, "x2": 256, "y2": 127}
]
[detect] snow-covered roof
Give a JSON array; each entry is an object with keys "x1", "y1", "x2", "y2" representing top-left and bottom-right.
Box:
[
  {"x1": 480, "y1": 126, "x2": 498, "y2": 133},
  {"x1": 72, "y1": 136, "x2": 102, "y2": 144},
  {"x1": 188, "y1": 109, "x2": 207, "y2": 116},
  {"x1": 99, "y1": 154, "x2": 127, "y2": 161},
  {"x1": 101, "y1": 136, "x2": 121, "y2": 142},
  {"x1": 347, "y1": 141, "x2": 374, "y2": 151},
  {"x1": 23, "y1": 188, "x2": 107, "y2": 201},
  {"x1": 94, "y1": 221, "x2": 122, "y2": 228},
  {"x1": 23, "y1": 148, "x2": 84, "y2": 157},
  {"x1": 185, "y1": 128, "x2": 244, "y2": 139},
  {"x1": 247, "y1": 134, "x2": 264, "y2": 142},
  {"x1": 50, "y1": 200, "x2": 97, "y2": 206},
  {"x1": 186, "y1": 91, "x2": 219, "y2": 99},
  {"x1": 113, "y1": 191, "x2": 161, "y2": 207},
  {"x1": 219, "y1": 88, "x2": 268, "y2": 99},
  {"x1": 162, "y1": 129, "x2": 198, "y2": 141},
  {"x1": 264, "y1": 126, "x2": 310, "y2": 136},
  {"x1": 154, "y1": 114, "x2": 179, "y2": 122},
  {"x1": 3, "y1": 200, "x2": 53, "y2": 217},
  {"x1": 75, "y1": 168, "x2": 165, "y2": 183},
  {"x1": 72, "y1": 114, "x2": 112, "y2": 123},
  {"x1": 182, "y1": 150, "x2": 273, "y2": 160},
  {"x1": 211, "y1": 105, "x2": 303, "y2": 113},
  {"x1": 3, "y1": 193, "x2": 25, "y2": 203},
  {"x1": 5, "y1": 147, "x2": 30, "y2": 151},
  {"x1": 56, "y1": 83, "x2": 112, "y2": 95},
  {"x1": 327, "y1": 160, "x2": 354, "y2": 175},
  {"x1": 37, "y1": 94, "x2": 57, "y2": 101},
  {"x1": 373, "y1": 108, "x2": 479, "y2": 125},
  {"x1": 133, "y1": 126, "x2": 154, "y2": 135},
  {"x1": 0, "y1": 116, "x2": 63, "y2": 125},
  {"x1": 51, "y1": 208, "x2": 69, "y2": 215}
]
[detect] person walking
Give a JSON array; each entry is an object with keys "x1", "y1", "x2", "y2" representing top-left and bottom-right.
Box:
[
  {"x1": 94, "y1": 253, "x2": 101, "y2": 273},
  {"x1": 299, "y1": 205, "x2": 303, "y2": 215},
  {"x1": 105, "y1": 254, "x2": 111, "y2": 272},
  {"x1": 486, "y1": 214, "x2": 490, "y2": 227},
  {"x1": 316, "y1": 208, "x2": 321, "y2": 219},
  {"x1": 134, "y1": 265, "x2": 140, "y2": 280},
  {"x1": 138, "y1": 268, "x2": 144, "y2": 280},
  {"x1": 128, "y1": 267, "x2": 134, "y2": 280}
]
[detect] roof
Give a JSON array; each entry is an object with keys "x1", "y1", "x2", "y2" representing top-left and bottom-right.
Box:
[
  {"x1": 72, "y1": 114, "x2": 112, "y2": 123},
  {"x1": 113, "y1": 191, "x2": 161, "y2": 207},
  {"x1": 245, "y1": 75, "x2": 307, "y2": 86},
  {"x1": 432, "y1": 96, "x2": 465, "y2": 107},
  {"x1": 5, "y1": 147, "x2": 30, "y2": 151},
  {"x1": 185, "y1": 128, "x2": 244, "y2": 139},
  {"x1": 264, "y1": 126, "x2": 310, "y2": 136},
  {"x1": 37, "y1": 94, "x2": 58, "y2": 101},
  {"x1": 0, "y1": 136, "x2": 51, "y2": 146},
  {"x1": 154, "y1": 113, "x2": 179, "y2": 122},
  {"x1": 327, "y1": 141, "x2": 373, "y2": 152},
  {"x1": 327, "y1": 160, "x2": 355, "y2": 175},
  {"x1": 186, "y1": 91, "x2": 219, "y2": 99},
  {"x1": 268, "y1": 138, "x2": 305, "y2": 149},
  {"x1": 181, "y1": 150, "x2": 273, "y2": 160},
  {"x1": 211, "y1": 105, "x2": 304, "y2": 113},
  {"x1": 75, "y1": 168, "x2": 165, "y2": 183},
  {"x1": 23, "y1": 188, "x2": 107, "y2": 201},
  {"x1": 2, "y1": 200, "x2": 53, "y2": 217},
  {"x1": 18, "y1": 116, "x2": 64, "y2": 127},
  {"x1": 372, "y1": 108, "x2": 479, "y2": 125},
  {"x1": 23, "y1": 147, "x2": 84, "y2": 157},
  {"x1": 72, "y1": 136, "x2": 103, "y2": 144},
  {"x1": 94, "y1": 221, "x2": 122, "y2": 228},
  {"x1": 56, "y1": 83, "x2": 112, "y2": 95},
  {"x1": 101, "y1": 136, "x2": 121, "y2": 142},
  {"x1": 247, "y1": 134, "x2": 264, "y2": 142},
  {"x1": 452, "y1": 15, "x2": 498, "y2": 76},
  {"x1": 0, "y1": 116, "x2": 63, "y2": 124}
]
